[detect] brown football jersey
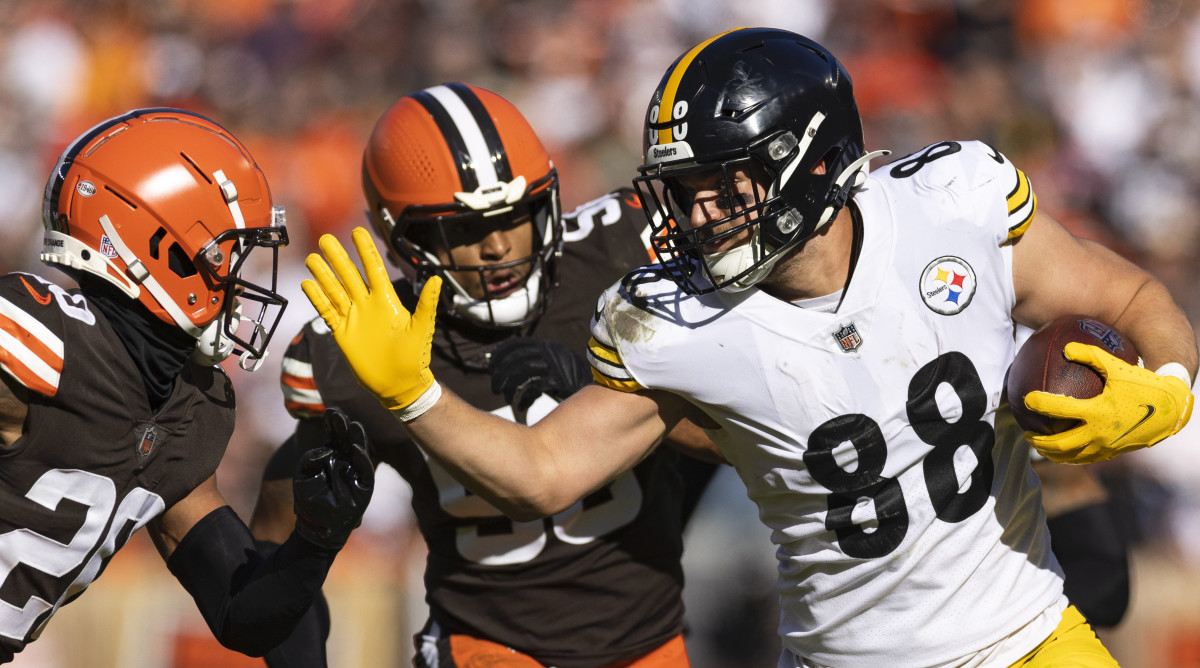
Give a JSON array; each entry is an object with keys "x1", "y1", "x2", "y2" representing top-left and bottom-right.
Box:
[
  {"x1": 279, "y1": 189, "x2": 687, "y2": 667},
  {"x1": 0, "y1": 273, "x2": 234, "y2": 662}
]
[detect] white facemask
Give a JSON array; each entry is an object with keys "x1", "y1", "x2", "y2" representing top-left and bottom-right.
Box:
[{"x1": 443, "y1": 267, "x2": 542, "y2": 327}]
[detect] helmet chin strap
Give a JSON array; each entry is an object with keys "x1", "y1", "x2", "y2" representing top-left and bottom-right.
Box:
[
  {"x1": 98, "y1": 215, "x2": 204, "y2": 340},
  {"x1": 813, "y1": 149, "x2": 891, "y2": 232},
  {"x1": 99, "y1": 213, "x2": 256, "y2": 369},
  {"x1": 707, "y1": 150, "x2": 889, "y2": 293}
]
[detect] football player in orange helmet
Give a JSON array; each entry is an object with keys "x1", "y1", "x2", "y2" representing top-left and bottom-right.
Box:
[
  {"x1": 252, "y1": 83, "x2": 720, "y2": 667},
  {"x1": 0, "y1": 108, "x2": 373, "y2": 664}
]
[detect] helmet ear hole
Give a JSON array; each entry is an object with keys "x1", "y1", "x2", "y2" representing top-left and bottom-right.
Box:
[
  {"x1": 167, "y1": 243, "x2": 198, "y2": 278},
  {"x1": 148, "y1": 227, "x2": 167, "y2": 260},
  {"x1": 818, "y1": 147, "x2": 843, "y2": 175}
]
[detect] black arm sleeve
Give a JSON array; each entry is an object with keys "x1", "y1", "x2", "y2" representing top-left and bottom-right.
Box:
[
  {"x1": 166, "y1": 506, "x2": 339, "y2": 657},
  {"x1": 257, "y1": 540, "x2": 331, "y2": 668},
  {"x1": 1048, "y1": 502, "x2": 1131, "y2": 628}
]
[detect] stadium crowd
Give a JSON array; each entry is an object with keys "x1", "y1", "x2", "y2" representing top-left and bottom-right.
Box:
[{"x1": 4, "y1": 1, "x2": 1200, "y2": 666}]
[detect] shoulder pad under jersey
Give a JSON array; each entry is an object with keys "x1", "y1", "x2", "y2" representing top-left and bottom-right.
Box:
[
  {"x1": 879, "y1": 140, "x2": 1037, "y2": 245},
  {"x1": 0, "y1": 273, "x2": 98, "y2": 398},
  {"x1": 280, "y1": 317, "x2": 329, "y2": 419}
]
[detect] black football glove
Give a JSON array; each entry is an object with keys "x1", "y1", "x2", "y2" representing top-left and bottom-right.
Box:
[
  {"x1": 488, "y1": 337, "x2": 593, "y2": 413},
  {"x1": 292, "y1": 407, "x2": 374, "y2": 550}
]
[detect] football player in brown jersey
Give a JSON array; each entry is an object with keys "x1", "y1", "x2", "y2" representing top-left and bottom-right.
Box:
[
  {"x1": 0, "y1": 108, "x2": 373, "y2": 664},
  {"x1": 250, "y1": 83, "x2": 720, "y2": 667}
]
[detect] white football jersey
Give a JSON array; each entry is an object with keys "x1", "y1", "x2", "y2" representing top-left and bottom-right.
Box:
[{"x1": 589, "y1": 142, "x2": 1066, "y2": 667}]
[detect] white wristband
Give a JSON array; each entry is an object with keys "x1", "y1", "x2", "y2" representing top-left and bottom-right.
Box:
[
  {"x1": 1155, "y1": 362, "x2": 1194, "y2": 389},
  {"x1": 392, "y1": 381, "x2": 443, "y2": 422}
]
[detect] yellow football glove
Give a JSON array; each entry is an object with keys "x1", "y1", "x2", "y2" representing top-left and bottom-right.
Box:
[
  {"x1": 1023, "y1": 341, "x2": 1194, "y2": 464},
  {"x1": 302, "y1": 227, "x2": 442, "y2": 413}
]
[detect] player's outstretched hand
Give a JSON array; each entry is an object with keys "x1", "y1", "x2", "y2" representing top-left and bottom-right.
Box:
[
  {"x1": 302, "y1": 227, "x2": 441, "y2": 412},
  {"x1": 488, "y1": 337, "x2": 593, "y2": 412},
  {"x1": 1024, "y1": 342, "x2": 1194, "y2": 463},
  {"x1": 293, "y1": 407, "x2": 375, "y2": 549}
]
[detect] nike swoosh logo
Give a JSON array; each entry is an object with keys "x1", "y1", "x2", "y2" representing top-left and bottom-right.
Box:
[
  {"x1": 19, "y1": 276, "x2": 52, "y2": 306},
  {"x1": 1113, "y1": 405, "x2": 1155, "y2": 445}
]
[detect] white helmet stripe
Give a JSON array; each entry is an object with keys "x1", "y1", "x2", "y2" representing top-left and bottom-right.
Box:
[
  {"x1": 775, "y1": 112, "x2": 826, "y2": 197},
  {"x1": 426, "y1": 85, "x2": 500, "y2": 187},
  {"x1": 212, "y1": 169, "x2": 246, "y2": 229}
]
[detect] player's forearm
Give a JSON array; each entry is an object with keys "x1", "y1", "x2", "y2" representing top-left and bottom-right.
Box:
[
  {"x1": 401, "y1": 388, "x2": 576, "y2": 520},
  {"x1": 1110, "y1": 276, "x2": 1198, "y2": 382},
  {"x1": 167, "y1": 507, "x2": 339, "y2": 656}
]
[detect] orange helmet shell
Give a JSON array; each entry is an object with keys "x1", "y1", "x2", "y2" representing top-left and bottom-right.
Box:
[
  {"x1": 43, "y1": 108, "x2": 276, "y2": 331},
  {"x1": 362, "y1": 83, "x2": 559, "y2": 263}
]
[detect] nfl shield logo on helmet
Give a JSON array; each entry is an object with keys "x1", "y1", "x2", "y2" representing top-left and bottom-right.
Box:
[
  {"x1": 99, "y1": 235, "x2": 118, "y2": 258},
  {"x1": 834, "y1": 323, "x2": 863, "y2": 353}
]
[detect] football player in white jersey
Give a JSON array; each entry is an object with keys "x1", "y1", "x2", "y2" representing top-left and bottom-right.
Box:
[{"x1": 299, "y1": 28, "x2": 1196, "y2": 668}]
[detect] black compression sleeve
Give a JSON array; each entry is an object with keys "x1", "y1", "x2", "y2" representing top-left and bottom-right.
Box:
[
  {"x1": 1048, "y1": 502, "x2": 1130, "y2": 628},
  {"x1": 166, "y1": 506, "x2": 339, "y2": 656},
  {"x1": 257, "y1": 540, "x2": 331, "y2": 668}
]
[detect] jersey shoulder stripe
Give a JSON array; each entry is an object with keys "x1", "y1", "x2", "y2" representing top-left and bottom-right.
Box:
[
  {"x1": 280, "y1": 318, "x2": 327, "y2": 418},
  {"x1": 587, "y1": 335, "x2": 643, "y2": 392},
  {"x1": 1005, "y1": 166, "x2": 1037, "y2": 242},
  {"x1": 0, "y1": 277, "x2": 67, "y2": 397},
  {"x1": 588, "y1": 277, "x2": 654, "y2": 393}
]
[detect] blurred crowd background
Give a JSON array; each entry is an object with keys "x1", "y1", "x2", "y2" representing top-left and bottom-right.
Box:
[{"x1": 5, "y1": 0, "x2": 1200, "y2": 666}]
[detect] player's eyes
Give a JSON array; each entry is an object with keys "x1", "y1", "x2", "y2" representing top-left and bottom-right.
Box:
[{"x1": 716, "y1": 191, "x2": 751, "y2": 211}]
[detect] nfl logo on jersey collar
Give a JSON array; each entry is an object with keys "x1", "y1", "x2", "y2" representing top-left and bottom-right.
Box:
[
  {"x1": 833, "y1": 323, "x2": 863, "y2": 353},
  {"x1": 919, "y1": 255, "x2": 977, "y2": 315}
]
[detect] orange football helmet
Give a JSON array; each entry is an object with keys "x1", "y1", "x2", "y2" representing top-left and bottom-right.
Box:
[
  {"x1": 41, "y1": 108, "x2": 288, "y2": 369},
  {"x1": 362, "y1": 83, "x2": 561, "y2": 328}
]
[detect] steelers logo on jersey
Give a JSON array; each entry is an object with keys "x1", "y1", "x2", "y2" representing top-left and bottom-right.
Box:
[{"x1": 919, "y1": 255, "x2": 977, "y2": 315}]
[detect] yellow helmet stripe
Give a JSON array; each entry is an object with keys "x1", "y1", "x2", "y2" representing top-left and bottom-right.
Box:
[{"x1": 656, "y1": 27, "x2": 748, "y2": 146}]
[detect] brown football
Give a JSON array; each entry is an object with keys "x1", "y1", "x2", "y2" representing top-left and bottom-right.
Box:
[{"x1": 1007, "y1": 315, "x2": 1139, "y2": 434}]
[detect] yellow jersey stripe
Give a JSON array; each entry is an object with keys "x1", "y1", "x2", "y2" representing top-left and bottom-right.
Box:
[
  {"x1": 656, "y1": 28, "x2": 746, "y2": 146},
  {"x1": 1007, "y1": 190, "x2": 1037, "y2": 242},
  {"x1": 587, "y1": 336, "x2": 622, "y2": 366},
  {"x1": 1006, "y1": 168, "x2": 1031, "y2": 214},
  {"x1": 591, "y1": 369, "x2": 645, "y2": 393}
]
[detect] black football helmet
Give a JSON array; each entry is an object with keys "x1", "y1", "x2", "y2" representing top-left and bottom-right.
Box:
[{"x1": 634, "y1": 27, "x2": 888, "y2": 293}]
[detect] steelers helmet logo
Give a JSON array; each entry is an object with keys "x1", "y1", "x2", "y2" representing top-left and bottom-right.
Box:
[{"x1": 919, "y1": 255, "x2": 976, "y2": 315}]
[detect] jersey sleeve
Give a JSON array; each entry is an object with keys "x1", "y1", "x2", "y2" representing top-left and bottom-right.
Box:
[
  {"x1": 1001, "y1": 155, "x2": 1037, "y2": 243},
  {"x1": 0, "y1": 274, "x2": 73, "y2": 398},
  {"x1": 280, "y1": 319, "x2": 328, "y2": 419},
  {"x1": 587, "y1": 281, "x2": 647, "y2": 393},
  {"x1": 281, "y1": 315, "x2": 405, "y2": 443},
  {"x1": 889, "y1": 141, "x2": 1037, "y2": 246}
]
